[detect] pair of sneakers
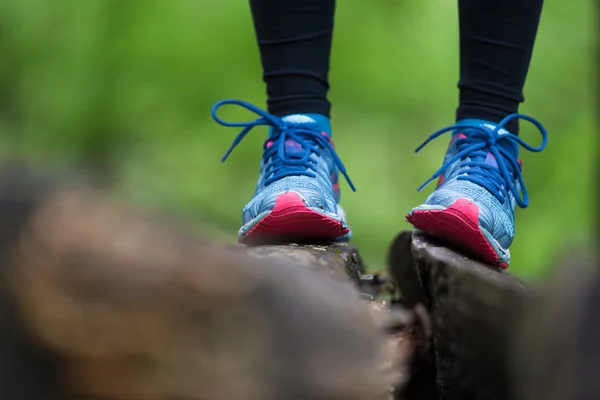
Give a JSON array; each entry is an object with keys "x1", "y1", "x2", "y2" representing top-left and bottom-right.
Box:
[{"x1": 212, "y1": 99, "x2": 548, "y2": 269}]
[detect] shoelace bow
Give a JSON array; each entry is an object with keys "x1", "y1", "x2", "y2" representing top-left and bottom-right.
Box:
[
  {"x1": 416, "y1": 113, "x2": 548, "y2": 208},
  {"x1": 211, "y1": 99, "x2": 355, "y2": 190}
]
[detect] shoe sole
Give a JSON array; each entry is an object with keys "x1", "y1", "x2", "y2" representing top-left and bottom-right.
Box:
[
  {"x1": 406, "y1": 198, "x2": 508, "y2": 269},
  {"x1": 240, "y1": 192, "x2": 350, "y2": 244}
]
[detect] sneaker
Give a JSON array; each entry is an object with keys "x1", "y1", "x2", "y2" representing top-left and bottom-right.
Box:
[
  {"x1": 211, "y1": 99, "x2": 355, "y2": 244},
  {"x1": 406, "y1": 114, "x2": 548, "y2": 268}
]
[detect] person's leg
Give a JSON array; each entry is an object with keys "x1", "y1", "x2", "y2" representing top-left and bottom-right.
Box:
[
  {"x1": 250, "y1": 0, "x2": 334, "y2": 122},
  {"x1": 211, "y1": 0, "x2": 354, "y2": 244},
  {"x1": 407, "y1": 0, "x2": 548, "y2": 268},
  {"x1": 456, "y1": 0, "x2": 544, "y2": 135}
]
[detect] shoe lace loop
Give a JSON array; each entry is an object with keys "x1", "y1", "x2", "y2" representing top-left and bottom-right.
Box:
[
  {"x1": 212, "y1": 99, "x2": 355, "y2": 190},
  {"x1": 415, "y1": 114, "x2": 548, "y2": 208}
]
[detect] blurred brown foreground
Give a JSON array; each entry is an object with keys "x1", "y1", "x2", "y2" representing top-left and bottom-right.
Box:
[
  {"x1": 0, "y1": 164, "x2": 412, "y2": 400},
  {"x1": 0, "y1": 163, "x2": 599, "y2": 400}
]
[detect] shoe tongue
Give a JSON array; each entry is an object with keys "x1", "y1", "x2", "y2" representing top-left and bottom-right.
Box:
[
  {"x1": 265, "y1": 137, "x2": 304, "y2": 155},
  {"x1": 281, "y1": 114, "x2": 316, "y2": 124},
  {"x1": 284, "y1": 139, "x2": 303, "y2": 155},
  {"x1": 269, "y1": 114, "x2": 316, "y2": 141},
  {"x1": 453, "y1": 122, "x2": 519, "y2": 164},
  {"x1": 484, "y1": 152, "x2": 499, "y2": 169},
  {"x1": 266, "y1": 115, "x2": 318, "y2": 156}
]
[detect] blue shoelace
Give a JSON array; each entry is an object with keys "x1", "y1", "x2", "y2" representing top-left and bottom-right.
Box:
[
  {"x1": 211, "y1": 99, "x2": 356, "y2": 190},
  {"x1": 415, "y1": 114, "x2": 548, "y2": 208}
]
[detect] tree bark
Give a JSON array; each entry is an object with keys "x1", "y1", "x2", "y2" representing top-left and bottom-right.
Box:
[
  {"x1": 246, "y1": 242, "x2": 365, "y2": 286},
  {"x1": 388, "y1": 230, "x2": 528, "y2": 400}
]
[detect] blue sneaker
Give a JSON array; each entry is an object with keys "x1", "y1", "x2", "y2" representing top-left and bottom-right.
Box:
[
  {"x1": 406, "y1": 114, "x2": 548, "y2": 268},
  {"x1": 211, "y1": 99, "x2": 355, "y2": 244}
]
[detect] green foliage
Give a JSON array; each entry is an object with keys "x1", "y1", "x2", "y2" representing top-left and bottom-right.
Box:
[{"x1": 0, "y1": 0, "x2": 594, "y2": 280}]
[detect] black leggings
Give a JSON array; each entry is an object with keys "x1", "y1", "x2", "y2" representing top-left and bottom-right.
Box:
[{"x1": 249, "y1": 0, "x2": 544, "y2": 134}]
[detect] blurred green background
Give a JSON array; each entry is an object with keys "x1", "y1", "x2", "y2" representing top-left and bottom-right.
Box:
[{"x1": 0, "y1": 0, "x2": 595, "y2": 281}]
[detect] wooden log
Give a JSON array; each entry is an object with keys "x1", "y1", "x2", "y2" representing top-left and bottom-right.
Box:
[
  {"x1": 386, "y1": 231, "x2": 437, "y2": 400},
  {"x1": 511, "y1": 255, "x2": 600, "y2": 400},
  {"x1": 0, "y1": 165, "x2": 67, "y2": 400},
  {"x1": 245, "y1": 242, "x2": 365, "y2": 287},
  {"x1": 0, "y1": 166, "x2": 402, "y2": 400},
  {"x1": 388, "y1": 230, "x2": 529, "y2": 400}
]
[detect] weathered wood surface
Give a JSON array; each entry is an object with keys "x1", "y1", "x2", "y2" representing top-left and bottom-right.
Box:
[
  {"x1": 388, "y1": 230, "x2": 529, "y2": 400},
  {"x1": 389, "y1": 230, "x2": 600, "y2": 400},
  {"x1": 512, "y1": 255, "x2": 600, "y2": 400},
  {"x1": 0, "y1": 166, "x2": 402, "y2": 400},
  {"x1": 245, "y1": 242, "x2": 365, "y2": 286},
  {"x1": 12, "y1": 163, "x2": 600, "y2": 400}
]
